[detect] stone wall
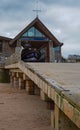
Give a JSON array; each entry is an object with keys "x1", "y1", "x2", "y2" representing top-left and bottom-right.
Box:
[
  {"x1": 6, "y1": 46, "x2": 21, "y2": 65},
  {"x1": 2, "y1": 40, "x2": 15, "y2": 57}
]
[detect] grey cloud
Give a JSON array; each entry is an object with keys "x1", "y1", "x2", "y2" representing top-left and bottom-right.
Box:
[
  {"x1": 40, "y1": 3, "x2": 80, "y2": 57},
  {"x1": 42, "y1": 0, "x2": 80, "y2": 7}
]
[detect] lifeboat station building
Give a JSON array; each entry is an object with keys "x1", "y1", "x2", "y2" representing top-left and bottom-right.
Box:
[{"x1": 0, "y1": 17, "x2": 63, "y2": 63}]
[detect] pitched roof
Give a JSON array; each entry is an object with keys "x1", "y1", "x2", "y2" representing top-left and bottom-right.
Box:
[
  {"x1": 0, "y1": 36, "x2": 12, "y2": 41},
  {"x1": 10, "y1": 17, "x2": 63, "y2": 47}
]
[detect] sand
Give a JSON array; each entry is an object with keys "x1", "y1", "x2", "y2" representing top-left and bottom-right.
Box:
[{"x1": 0, "y1": 83, "x2": 53, "y2": 130}]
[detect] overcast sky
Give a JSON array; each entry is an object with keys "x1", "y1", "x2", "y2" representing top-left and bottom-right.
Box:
[{"x1": 0, "y1": 0, "x2": 80, "y2": 58}]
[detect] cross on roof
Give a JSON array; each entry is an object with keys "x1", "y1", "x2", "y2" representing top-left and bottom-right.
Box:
[{"x1": 33, "y1": 0, "x2": 41, "y2": 18}]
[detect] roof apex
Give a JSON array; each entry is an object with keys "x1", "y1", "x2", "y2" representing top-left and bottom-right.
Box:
[{"x1": 10, "y1": 17, "x2": 62, "y2": 47}]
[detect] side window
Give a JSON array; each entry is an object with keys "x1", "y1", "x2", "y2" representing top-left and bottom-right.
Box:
[{"x1": 54, "y1": 46, "x2": 60, "y2": 52}]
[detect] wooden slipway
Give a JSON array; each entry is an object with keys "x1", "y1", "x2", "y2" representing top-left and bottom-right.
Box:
[
  {"x1": 27, "y1": 63, "x2": 80, "y2": 106},
  {"x1": 5, "y1": 62, "x2": 80, "y2": 129}
]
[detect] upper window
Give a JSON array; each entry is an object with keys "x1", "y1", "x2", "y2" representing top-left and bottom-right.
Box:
[
  {"x1": 22, "y1": 32, "x2": 28, "y2": 37},
  {"x1": 28, "y1": 27, "x2": 34, "y2": 37},
  {"x1": 22, "y1": 27, "x2": 46, "y2": 37},
  {"x1": 35, "y1": 28, "x2": 44, "y2": 37}
]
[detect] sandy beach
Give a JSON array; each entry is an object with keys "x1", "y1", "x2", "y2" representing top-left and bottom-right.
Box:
[{"x1": 0, "y1": 83, "x2": 53, "y2": 130}]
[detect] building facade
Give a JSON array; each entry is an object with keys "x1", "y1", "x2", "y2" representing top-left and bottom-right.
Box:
[{"x1": 0, "y1": 17, "x2": 63, "y2": 64}]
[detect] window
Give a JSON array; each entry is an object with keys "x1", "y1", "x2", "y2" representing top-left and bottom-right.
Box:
[
  {"x1": 22, "y1": 26, "x2": 46, "y2": 38},
  {"x1": 54, "y1": 46, "x2": 60, "y2": 52},
  {"x1": 28, "y1": 27, "x2": 34, "y2": 37},
  {"x1": 22, "y1": 32, "x2": 28, "y2": 37},
  {"x1": 35, "y1": 28, "x2": 43, "y2": 37}
]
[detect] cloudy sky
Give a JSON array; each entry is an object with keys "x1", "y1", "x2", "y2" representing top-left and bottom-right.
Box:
[{"x1": 0, "y1": 0, "x2": 80, "y2": 58}]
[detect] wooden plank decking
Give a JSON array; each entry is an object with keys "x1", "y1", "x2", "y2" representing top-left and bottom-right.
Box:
[{"x1": 5, "y1": 62, "x2": 80, "y2": 129}]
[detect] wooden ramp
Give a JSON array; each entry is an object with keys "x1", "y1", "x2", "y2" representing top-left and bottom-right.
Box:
[{"x1": 5, "y1": 61, "x2": 80, "y2": 130}]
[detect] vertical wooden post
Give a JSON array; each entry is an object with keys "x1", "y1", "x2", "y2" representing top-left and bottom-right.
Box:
[
  {"x1": 40, "y1": 90, "x2": 46, "y2": 101},
  {"x1": 54, "y1": 104, "x2": 59, "y2": 130},
  {"x1": 13, "y1": 76, "x2": 19, "y2": 88},
  {"x1": 34, "y1": 84, "x2": 40, "y2": 95},
  {"x1": 19, "y1": 77, "x2": 25, "y2": 89},
  {"x1": 10, "y1": 75, "x2": 14, "y2": 87},
  {"x1": 51, "y1": 104, "x2": 80, "y2": 130},
  {"x1": 26, "y1": 79, "x2": 34, "y2": 95},
  {"x1": 51, "y1": 110, "x2": 55, "y2": 129}
]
